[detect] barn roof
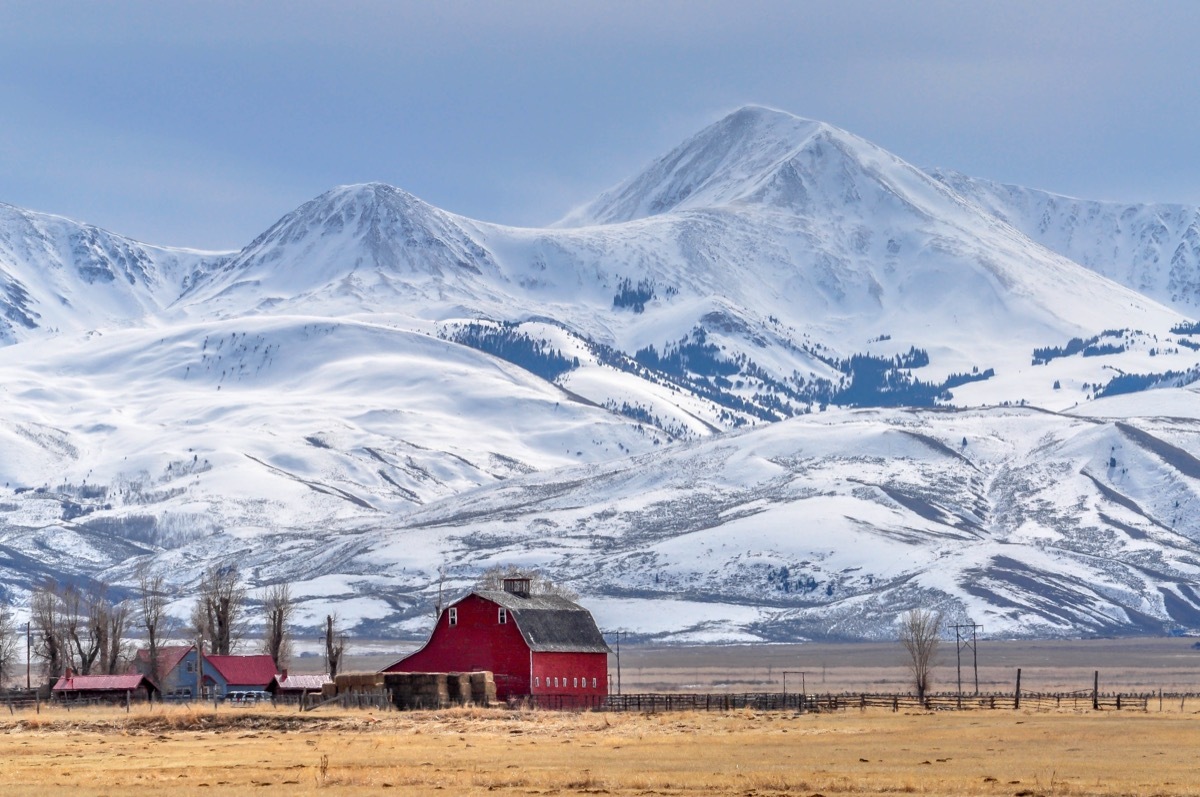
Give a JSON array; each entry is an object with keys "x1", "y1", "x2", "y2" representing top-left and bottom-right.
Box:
[
  {"x1": 203, "y1": 654, "x2": 278, "y2": 686},
  {"x1": 52, "y1": 674, "x2": 155, "y2": 693},
  {"x1": 471, "y1": 590, "x2": 611, "y2": 654}
]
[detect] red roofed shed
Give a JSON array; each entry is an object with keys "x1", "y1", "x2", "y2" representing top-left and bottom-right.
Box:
[{"x1": 53, "y1": 673, "x2": 159, "y2": 702}]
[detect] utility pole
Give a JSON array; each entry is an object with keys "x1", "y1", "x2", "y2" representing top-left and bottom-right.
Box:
[
  {"x1": 195, "y1": 634, "x2": 204, "y2": 702},
  {"x1": 783, "y1": 671, "x2": 808, "y2": 713},
  {"x1": 603, "y1": 630, "x2": 627, "y2": 694},
  {"x1": 26, "y1": 621, "x2": 31, "y2": 690},
  {"x1": 951, "y1": 622, "x2": 982, "y2": 695}
]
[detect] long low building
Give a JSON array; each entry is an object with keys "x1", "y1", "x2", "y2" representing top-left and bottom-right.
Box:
[{"x1": 52, "y1": 673, "x2": 159, "y2": 702}]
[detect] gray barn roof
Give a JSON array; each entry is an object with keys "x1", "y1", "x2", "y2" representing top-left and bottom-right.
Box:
[{"x1": 471, "y1": 590, "x2": 611, "y2": 654}]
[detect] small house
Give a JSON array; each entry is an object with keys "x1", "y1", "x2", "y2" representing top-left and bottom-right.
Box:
[
  {"x1": 382, "y1": 577, "x2": 610, "y2": 706},
  {"x1": 203, "y1": 654, "x2": 279, "y2": 696},
  {"x1": 132, "y1": 645, "x2": 202, "y2": 699},
  {"x1": 132, "y1": 646, "x2": 278, "y2": 700}
]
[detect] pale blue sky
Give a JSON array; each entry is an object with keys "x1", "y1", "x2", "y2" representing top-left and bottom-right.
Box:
[{"x1": 3, "y1": 1, "x2": 1199, "y2": 249}]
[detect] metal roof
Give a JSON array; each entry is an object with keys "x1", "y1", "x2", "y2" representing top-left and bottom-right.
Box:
[
  {"x1": 202, "y1": 654, "x2": 278, "y2": 687},
  {"x1": 134, "y1": 644, "x2": 193, "y2": 678},
  {"x1": 471, "y1": 590, "x2": 611, "y2": 654},
  {"x1": 272, "y1": 673, "x2": 331, "y2": 691},
  {"x1": 53, "y1": 674, "x2": 153, "y2": 692}
]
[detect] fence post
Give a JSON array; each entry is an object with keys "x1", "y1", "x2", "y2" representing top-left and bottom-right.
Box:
[
  {"x1": 1092, "y1": 671, "x2": 1099, "y2": 711},
  {"x1": 1014, "y1": 669, "x2": 1021, "y2": 710}
]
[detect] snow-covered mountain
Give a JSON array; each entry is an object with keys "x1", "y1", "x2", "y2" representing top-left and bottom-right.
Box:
[
  {"x1": 930, "y1": 169, "x2": 1200, "y2": 313},
  {"x1": 1, "y1": 105, "x2": 1200, "y2": 643},
  {"x1": 0, "y1": 202, "x2": 227, "y2": 343}
]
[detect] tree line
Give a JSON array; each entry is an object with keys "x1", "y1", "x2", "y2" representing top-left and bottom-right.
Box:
[{"x1": 0, "y1": 565, "x2": 348, "y2": 689}]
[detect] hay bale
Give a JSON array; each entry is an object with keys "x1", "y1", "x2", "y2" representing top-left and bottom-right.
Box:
[
  {"x1": 447, "y1": 673, "x2": 471, "y2": 704},
  {"x1": 469, "y1": 671, "x2": 495, "y2": 706}
]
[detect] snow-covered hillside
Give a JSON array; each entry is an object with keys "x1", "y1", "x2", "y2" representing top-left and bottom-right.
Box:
[{"x1": 1, "y1": 105, "x2": 1200, "y2": 642}]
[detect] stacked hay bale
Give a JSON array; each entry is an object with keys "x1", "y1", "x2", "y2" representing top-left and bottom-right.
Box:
[
  {"x1": 335, "y1": 672, "x2": 384, "y2": 692},
  {"x1": 333, "y1": 672, "x2": 385, "y2": 707},
  {"x1": 446, "y1": 673, "x2": 472, "y2": 705},
  {"x1": 469, "y1": 671, "x2": 496, "y2": 706},
  {"x1": 380, "y1": 671, "x2": 496, "y2": 709},
  {"x1": 383, "y1": 672, "x2": 449, "y2": 709}
]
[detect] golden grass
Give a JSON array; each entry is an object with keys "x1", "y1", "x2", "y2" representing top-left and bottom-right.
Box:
[{"x1": 2, "y1": 703, "x2": 1200, "y2": 796}]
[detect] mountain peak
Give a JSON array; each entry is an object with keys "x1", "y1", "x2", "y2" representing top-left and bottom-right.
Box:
[{"x1": 556, "y1": 107, "x2": 897, "y2": 226}]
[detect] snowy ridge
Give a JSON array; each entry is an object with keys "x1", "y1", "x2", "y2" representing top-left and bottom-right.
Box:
[
  {"x1": 0, "y1": 202, "x2": 227, "y2": 343},
  {"x1": 930, "y1": 169, "x2": 1200, "y2": 312}
]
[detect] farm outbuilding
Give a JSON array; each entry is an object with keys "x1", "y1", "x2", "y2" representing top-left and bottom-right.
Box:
[
  {"x1": 52, "y1": 673, "x2": 159, "y2": 703},
  {"x1": 268, "y1": 670, "x2": 331, "y2": 699},
  {"x1": 382, "y1": 577, "x2": 610, "y2": 705}
]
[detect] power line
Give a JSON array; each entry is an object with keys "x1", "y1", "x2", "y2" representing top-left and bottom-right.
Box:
[{"x1": 951, "y1": 622, "x2": 982, "y2": 696}]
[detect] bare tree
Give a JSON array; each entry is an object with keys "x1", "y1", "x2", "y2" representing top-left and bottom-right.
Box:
[
  {"x1": 324, "y1": 614, "x2": 346, "y2": 680},
  {"x1": 476, "y1": 565, "x2": 578, "y2": 599},
  {"x1": 67, "y1": 584, "x2": 109, "y2": 676},
  {"x1": 899, "y1": 607, "x2": 942, "y2": 700},
  {"x1": 0, "y1": 597, "x2": 16, "y2": 687},
  {"x1": 30, "y1": 580, "x2": 66, "y2": 679},
  {"x1": 193, "y1": 565, "x2": 245, "y2": 655},
  {"x1": 99, "y1": 598, "x2": 131, "y2": 675},
  {"x1": 138, "y1": 567, "x2": 168, "y2": 683},
  {"x1": 261, "y1": 582, "x2": 293, "y2": 672}
]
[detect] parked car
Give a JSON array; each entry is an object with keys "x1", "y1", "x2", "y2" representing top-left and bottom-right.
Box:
[{"x1": 225, "y1": 690, "x2": 272, "y2": 705}]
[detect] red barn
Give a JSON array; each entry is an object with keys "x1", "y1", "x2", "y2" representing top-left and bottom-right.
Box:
[{"x1": 383, "y1": 577, "x2": 611, "y2": 706}]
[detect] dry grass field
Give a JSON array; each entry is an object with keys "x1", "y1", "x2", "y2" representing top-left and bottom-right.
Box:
[{"x1": 3, "y1": 702, "x2": 1200, "y2": 796}]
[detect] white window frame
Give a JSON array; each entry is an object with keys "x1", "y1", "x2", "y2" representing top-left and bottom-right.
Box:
[
  {"x1": 573, "y1": 677, "x2": 578, "y2": 688},
  {"x1": 498, "y1": 607, "x2": 507, "y2": 624},
  {"x1": 591, "y1": 677, "x2": 597, "y2": 688},
  {"x1": 448, "y1": 607, "x2": 457, "y2": 627}
]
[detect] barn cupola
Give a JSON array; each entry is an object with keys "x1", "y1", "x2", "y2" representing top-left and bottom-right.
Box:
[{"x1": 502, "y1": 577, "x2": 532, "y2": 598}]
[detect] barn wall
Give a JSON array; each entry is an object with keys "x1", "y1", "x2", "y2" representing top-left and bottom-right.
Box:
[
  {"x1": 531, "y1": 651, "x2": 609, "y2": 697},
  {"x1": 384, "y1": 594, "x2": 532, "y2": 700}
]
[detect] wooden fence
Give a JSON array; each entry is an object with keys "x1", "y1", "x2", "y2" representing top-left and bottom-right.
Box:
[{"x1": 559, "y1": 690, "x2": 1164, "y2": 713}]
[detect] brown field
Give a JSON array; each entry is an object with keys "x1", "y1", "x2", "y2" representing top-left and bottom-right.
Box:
[
  {"x1": 3, "y1": 702, "x2": 1200, "y2": 796},
  {"x1": 5, "y1": 637, "x2": 1199, "y2": 796}
]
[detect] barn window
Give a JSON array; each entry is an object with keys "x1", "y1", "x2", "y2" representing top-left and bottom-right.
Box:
[
  {"x1": 553, "y1": 677, "x2": 558, "y2": 688},
  {"x1": 498, "y1": 607, "x2": 507, "y2": 624},
  {"x1": 186, "y1": 661, "x2": 195, "y2": 673},
  {"x1": 592, "y1": 677, "x2": 597, "y2": 688},
  {"x1": 448, "y1": 607, "x2": 457, "y2": 626},
  {"x1": 534, "y1": 676, "x2": 540, "y2": 687},
  {"x1": 573, "y1": 678, "x2": 578, "y2": 688}
]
